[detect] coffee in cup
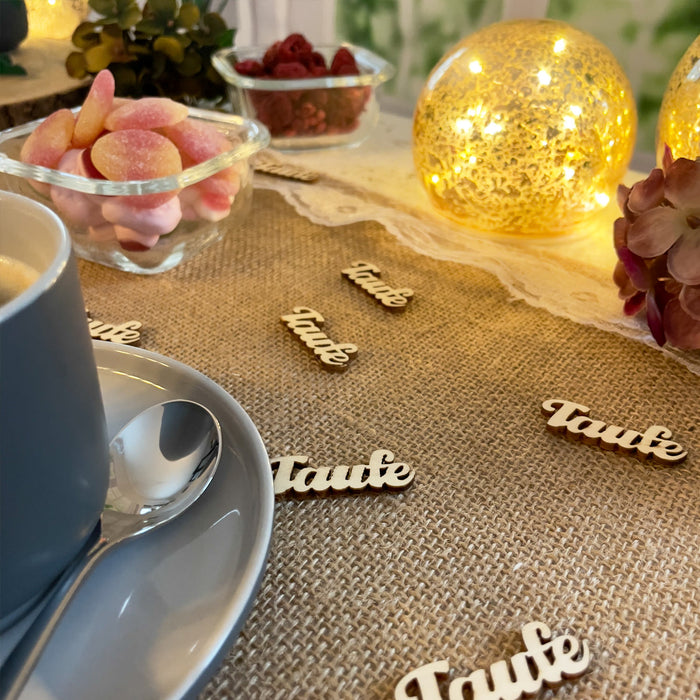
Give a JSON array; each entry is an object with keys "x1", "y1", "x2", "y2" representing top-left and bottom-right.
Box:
[
  {"x1": 0, "y1": 191, "x2": 110, "y2": 630},
  {"x1": 0, "y1": 254, "x2": 39, "y2": 307}
]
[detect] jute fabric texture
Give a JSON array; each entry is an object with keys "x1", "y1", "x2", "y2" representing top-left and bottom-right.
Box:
[{"x1": 78, "y1": 189, "x2": 700, "y2": 700}]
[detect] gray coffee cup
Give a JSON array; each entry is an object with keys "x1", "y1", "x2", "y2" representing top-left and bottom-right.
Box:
[{"x1": 0, "y1": 191, "x2": 109, "y2": 630}]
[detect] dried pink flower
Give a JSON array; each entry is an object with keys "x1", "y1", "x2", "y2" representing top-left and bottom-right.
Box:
[{"x1": 614, "y1": 145, "x2": 700, "y2": 350}]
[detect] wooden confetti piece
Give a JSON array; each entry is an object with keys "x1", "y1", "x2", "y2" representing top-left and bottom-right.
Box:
[
  {"x1": 270, "y1": 449, "x2": 415, "y2": 496},
  {"x1": 280, "y1": 306, "x2": 357, "y2": 371},
  {"x1": 86, "y1": 310, "x2": 142, "y2": 345},
  {"x1": 541, "y1": 399, "x2": 687, "y2": 465},
  {"x1": 341, "y1": 261, "x2": 414, "y2": 310},
  {"x1": 395, "y1": 621, "x2": 591, "y2": 700},
  {"x1": 253, "y1": 151, "x2": 320, "y2": 182}
]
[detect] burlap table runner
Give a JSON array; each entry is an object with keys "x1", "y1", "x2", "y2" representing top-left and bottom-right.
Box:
[{"x1": 78, "y1": 189, "x2": 700, "y2": 699}]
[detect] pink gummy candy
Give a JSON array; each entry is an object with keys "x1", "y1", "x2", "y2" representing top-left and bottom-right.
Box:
[
  {"x1": 104, "y1": 97, "x2": 189, "y2": 132},
  {"x1": 50, "y1": 149, "x2": 106, "y2": 228},
  {"x1": 102, "y1": 196, "x2": 182, "y2": 236},
  {"x1": 78, "y1": 148, "x2": 105, "y2": 179},
  {"x1": 91, "y1": 129, "x2": 183, "y2": 208},
  {"x1": 73, "y1": 69, "x2": 115, "y2": 149},
  {"x1": 20, "y1": 109, "x2": 75, "y2": 193},
  {"x1": 179, "y1": 185, "x2": 231, "y2": 222},
  {"x1": 162, "y1": 118, "x2": 235, "y2": 164},
  {"x1": 113, "y1": 224, "x2": 161, "y2": 251},
  {"x1": 195, "y1": 171, "x2": 240, "y2": 200},
  {"x1": 91, "y1": 129, "x2": 182, "y2": 180},
  {"x1": 88, "y1": 222, "x2": 160, "y2": 250},
  {"x1": 88, "y1": 222, "x2": 117, "y2": 242}
]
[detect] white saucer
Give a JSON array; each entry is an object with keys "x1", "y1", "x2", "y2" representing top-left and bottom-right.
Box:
[{"x1": 1, "y1": 341, "x2": 274, "y2": 700}]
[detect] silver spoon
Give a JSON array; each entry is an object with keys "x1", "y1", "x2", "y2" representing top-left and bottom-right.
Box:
[{"x1": 0, "y1": 399, "x2": 222, "y2": 700}]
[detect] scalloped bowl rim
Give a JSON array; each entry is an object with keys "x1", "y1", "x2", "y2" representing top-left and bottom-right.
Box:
[
  {"x1": 212, "y1": 43, "x2": 396, "y2": 91},
  {"x1": 0, "y1": 107, "x2": 270, "y2": 196}
]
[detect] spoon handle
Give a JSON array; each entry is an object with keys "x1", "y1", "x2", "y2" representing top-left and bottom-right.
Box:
[{"x1": 0, "y1": 526, "x2": 111, "y2": 700}]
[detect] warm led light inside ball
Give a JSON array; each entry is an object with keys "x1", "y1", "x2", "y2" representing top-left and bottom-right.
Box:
[
  {"x1": 412, "y1": 19, "x2": 637, "y2": 238},
  {"x1": 656, "y1": 34, "x2": 700, "y2": 165}
]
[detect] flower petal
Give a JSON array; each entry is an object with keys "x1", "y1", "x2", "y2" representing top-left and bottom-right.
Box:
[
  {"x1": 662, "y1": 144, "x2": 674, "y2": 173},
  {"x1": 613, "y1": 259, "x2": 636, "y2": 298},
  {"x1": 617, "y1": 246, "x2": 651, "y2": 290},
  {"x1": 667, "y1": 232, "x2": 700, "y2": 285},
  {"x1": 616, "y1": 183, "x2": 630, "y2": 213},
  {"x1": 664, "y1": 298, "x2": 700, "y2": 350},
  {"x1": 627, "y1": 207, "x2": 685, "y2": 258},
  {"x1": 664, "y1": 157, "x2": 700, "y2": 214},
  {"x1": 646, "y1": 287, "x2": 666, "y2": 346},
  {"x1": 628, "y1": 168, "x2": 665, "y2": 214},
  {"x1": 623, "y1": 291, "x2": 645, "y2": 316},
  {"x1": 679, "y1": 284, "x2": 700, "y2": 321},
  {"x1": 613, "y1": 216, "x2": 629, "y2": 250}
]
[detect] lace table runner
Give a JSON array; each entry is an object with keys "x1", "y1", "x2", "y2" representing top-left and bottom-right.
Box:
[{"x1": 255, "y1": 113, "x2": 700, "y2": 377}]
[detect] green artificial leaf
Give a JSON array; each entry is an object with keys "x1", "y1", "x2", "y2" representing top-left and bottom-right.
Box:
[
  {"x1": 177, "y1": 33, "x2": 191, "y2": 47},
  {"x1": 0, "y1": 52, "x2": 27, "y2": 75},
  {"x1": 216, "y1": 27, "x2": 234, "y2": 48},
  {"x1": 71, "y1": 21, "x2": 101, "y2": 49},
  {"x1": 135, "y1": 18, "x2": 166, "y2": 34},
  {"x1": 84, "y1": 42, "x2": 115, "y2": 72},
  {"x1": 117, "y1": 4, "x2": 142, "y2": 29},
  {"x1": 116, "y1": 0, "x2": 139, "y2": 15},
  {"x1": 153, "y1": 35, "x2": 184, "y2": 62},
  {"x1": 202, "y1": 11, "x2": 226, "y2": 36},
  {"x1": 102, "y1": 22, "x2": 124, "y2": 39},
  {"x1": 146, "y1": 0, "x2": 177, "y2": 22},
  {"x1": 110, "y1": 64, "x2": 137, "y2": 94},
  {"x1": 65, "y1": 50, "x2": 88, "y2": 78},
  {"x1": 126, "y1": 42, "x2": 151, "y2": 55},
  {"x1": 190, "y1": 0, "x2": 210, "y2": 14},
  {"x1": 89, "y1": 0, "x2": 117, "y2": 18},
  {"x1": 151, "y1": 50, "x2": 167, "y2": 77},
  {"x1": 177, "y1": 49, "x2": 202, "y2": 76},
  {"x1": 176, "y1": 2, "x2": 199, "y2": 29}
]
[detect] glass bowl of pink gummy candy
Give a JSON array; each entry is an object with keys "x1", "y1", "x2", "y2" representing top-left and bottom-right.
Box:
[
  {"x1": 0, "y1": 92, "x2": 269, "y2": 274},
  {"x1": 212, "y1": 35, "x2": 395, "y2": 151}
]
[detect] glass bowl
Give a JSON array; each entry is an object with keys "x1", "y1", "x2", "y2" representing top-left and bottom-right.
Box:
[
  {"x1": 0, "y1": 107, "x2": 270, "y2": 274},
  {"x1": 212, "y1": 43, "x2": 395, "y2": 151}
]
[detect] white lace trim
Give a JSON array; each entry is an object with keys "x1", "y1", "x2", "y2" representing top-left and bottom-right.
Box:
[{"x1": 255, "y1": 113, "x2": 700, "y2": 376}]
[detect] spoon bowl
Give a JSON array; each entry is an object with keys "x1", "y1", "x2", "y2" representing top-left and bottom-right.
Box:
[{"x1": 0, "y1": 399, "x2": 222, "y2": 700}]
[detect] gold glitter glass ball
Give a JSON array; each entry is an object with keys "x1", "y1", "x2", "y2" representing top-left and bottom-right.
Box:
[
  {"x1": 656, "y1": 34, "x2": 700, "y2": 165},
  {"x1": 413, "y1": 19, "x2": 637, "y2": 237}
]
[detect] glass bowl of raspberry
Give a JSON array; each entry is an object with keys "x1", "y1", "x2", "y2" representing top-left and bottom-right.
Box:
[
  {"x1": 212, "y1": 34, "x2": 395, "y2": 151},
  {"x1": 0, "y1": 73, "x2": 270, "y2": 274}
]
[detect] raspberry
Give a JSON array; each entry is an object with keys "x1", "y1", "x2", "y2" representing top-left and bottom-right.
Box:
[
  {"x1": 303, "y1": 51, "x2": 327, "y2": 72},
  {"x1": 262, "y1": 41, "x2": 281, "y2": 71},
  {"x1": 251, "y1": 92, "x2": 294, "y2": 135},
  {"x1": 278, "y1": 33, "x2": 313, "y2": 63},
  {"x1": 246, "y1": 34, "x2": 370, "y2": 138},
  {"x1": 234, "y1": 59, "x2": 264, "y2": 77},
  {"x1": 330, "y1": 47, "x2": 359, "y2": 76},
  {"x1": 272, "y1": 61, "x2": 310, "y2": 79}
]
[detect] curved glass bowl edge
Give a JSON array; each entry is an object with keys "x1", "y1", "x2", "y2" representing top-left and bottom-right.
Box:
[
  {"x1": 0, "y1": 107, "x2": 271, "y2": 195},
  {"x1": 212, "y1": 43, "x2": 396, "y2": 91}
]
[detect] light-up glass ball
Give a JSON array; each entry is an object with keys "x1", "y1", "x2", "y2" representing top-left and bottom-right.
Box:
[
  {"x1": 413, "y1": 19, "x2": 637, "y2": 238},
  {"x1": 656, "y1": 34, "x2": 700, "y2": 165}
]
